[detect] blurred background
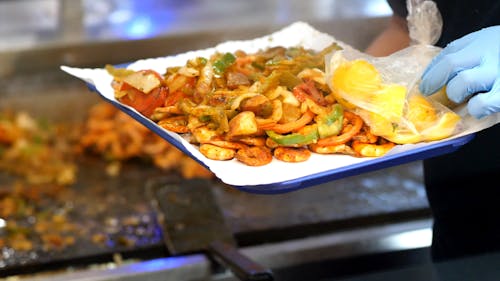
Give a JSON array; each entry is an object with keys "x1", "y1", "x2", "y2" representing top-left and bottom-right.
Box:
[
  {"x1": 0, "y1": 0, "x2": 392, "y2": 51},
  {"x1": 0, "y1": 1, "x2": 435, "y2": 281}
]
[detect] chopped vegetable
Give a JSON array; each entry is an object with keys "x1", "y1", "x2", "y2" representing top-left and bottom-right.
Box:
[
  {"x1": 317, "y1": 104, "x2": 343, "y2": 138},
  {"x1": 117, "y1": 86, "x2": 168, "y2": 118},
  {"x1": 213, "y1": 52, "x2": 236, "y2": 75},
  {"x1": 279, "y1": 71, "x2": 302, "y2": 90},
  {"x1": 266, "y1": 125, "x2": 318, "y2": 146},
  {"x1": 107, "y1": 44, "x2": 399, "y2": 166},
  {"x1": 105, "y1": 64, "x2": 135, "y2": 78},
  {"x1": 122, "y1": 70, "x2": 162, "y2": 94}
]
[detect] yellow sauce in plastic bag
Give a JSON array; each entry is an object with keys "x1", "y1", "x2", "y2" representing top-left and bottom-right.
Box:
[{"x1": 328, "y1": 54, "x2": 460, "y2": 144}]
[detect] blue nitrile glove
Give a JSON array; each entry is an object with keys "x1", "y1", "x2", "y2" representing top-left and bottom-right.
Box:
[{"x1": 419, "y1": 26, "x2": 500, "y2": 119}]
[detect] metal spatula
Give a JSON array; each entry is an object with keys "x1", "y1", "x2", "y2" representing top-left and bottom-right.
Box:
[{"x1": 146, "y1": 177, "x2": 273, "y2": 281}]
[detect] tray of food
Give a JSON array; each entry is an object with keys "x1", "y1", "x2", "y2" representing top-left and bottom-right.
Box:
[{"x1": 61, "y1": 22, "x2": 498, "y2": 194}]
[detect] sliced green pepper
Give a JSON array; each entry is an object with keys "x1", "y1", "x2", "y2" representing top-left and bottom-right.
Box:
[
  {"x1": 251, "y1": 61, "x2": 265, "y2": 71},
  {"x1": 279, "y1": 71, "x2": 302, "y2": 90},
  {"x1": 259, "y1": 70, "x2": 281, "y2": 95},
  {"x1": 317, "y1": 104, "x2": 343, "y2": 138},
  {"x1": 213, "y1": 53, "x2": 236, "y2": 75},
  {"x1": 105, "y1": 64, "x2": 135, "y2": 78},
  {"x1": 266, "y1": 125, "x2": 318, "y2": 146}
]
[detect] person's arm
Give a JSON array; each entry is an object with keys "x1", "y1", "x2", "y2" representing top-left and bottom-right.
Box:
[{"x1": 364, "y1": 15, "x2": 410, "y2": 57}]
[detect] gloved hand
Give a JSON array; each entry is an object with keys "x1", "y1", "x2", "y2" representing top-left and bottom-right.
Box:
[{"x1": 419, "y1": 26, "x2": 500, "y2": 119}]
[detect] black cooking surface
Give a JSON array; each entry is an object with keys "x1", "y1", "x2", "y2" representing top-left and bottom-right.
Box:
[
  {"x1": 0, "y1": 156, "x2": 430, "y2": 277},
  {"x1": 0, "y1": 157, "x2": 168, "y2": 276},
  {"x1": 0, "y1": 158, "x2": 430, "y2": 277}
]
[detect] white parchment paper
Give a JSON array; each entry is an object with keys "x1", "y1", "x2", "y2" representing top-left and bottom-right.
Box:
[{"x1": 61, "y1": 22, "x2": 500, "y2": 187}]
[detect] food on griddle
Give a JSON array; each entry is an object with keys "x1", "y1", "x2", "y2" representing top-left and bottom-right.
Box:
[
  {"x1": 108, "y1": 44, "x2": 400, "y2": 166},
  {"x1": 0, "y1": 102, "x2": 214, "y2": 255},
  {"x1": 79, "y1": 102, "x2": 213, "y2": 179},
  {"x1": 0, "y1": 104, "x2": 213, "y2": 185},
  {"x1": 0, "y1": 182, "x2": 78, "y2": 251},
  {"x1": 0, "y1": 111, "x2": 79, "y2": 185}
]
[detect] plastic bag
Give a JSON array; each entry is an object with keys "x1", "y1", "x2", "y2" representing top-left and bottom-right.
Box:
[{"x1": 325, "y1": 0, "x2": 462, "y2": 144}]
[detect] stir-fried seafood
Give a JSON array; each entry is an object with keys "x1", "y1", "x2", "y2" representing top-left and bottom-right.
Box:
[
  {"x1": 0, "y1": 104, "x2": 214, "y2": 254},
  {"x1": 79, "y1": 102, "x2": 214, "y2": 179},
  {"x1": 107, "y1": 45, "x2": 397, "y2": 166}
]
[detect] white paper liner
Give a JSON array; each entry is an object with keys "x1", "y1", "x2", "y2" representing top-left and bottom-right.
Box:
[{"x1": 61, "y1": 21, "x2": 500, "y2": 187}]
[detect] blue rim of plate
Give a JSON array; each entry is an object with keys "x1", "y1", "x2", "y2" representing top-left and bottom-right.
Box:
[
  {"x1": 236, "y1": 133, "x2": 473, "y2": 194},
  {"x1": 86, "y1": 83, "x2": 475, "y2": 194}
]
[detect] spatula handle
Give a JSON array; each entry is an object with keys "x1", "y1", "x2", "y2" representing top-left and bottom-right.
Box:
[{"x1": 208, "y1": 240, "x2": 274, "y2": 281}]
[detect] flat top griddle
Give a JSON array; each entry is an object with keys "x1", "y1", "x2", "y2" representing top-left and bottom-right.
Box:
[
  {"x1": 0, "y1": 157, "x2": 167, "y2": 276},
  {"x1": 0, "y1": 73, "x2": 430, "y2": 277},
  {"x1": 0, "y1": 153, "x2": 430, "y2": 278}
]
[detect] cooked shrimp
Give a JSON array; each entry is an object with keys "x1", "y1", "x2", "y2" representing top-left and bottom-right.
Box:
[
  {"x1": 265, "y1": 110, "x2": 315, "y2": 134},
  {"x1": 205, "y1": 139, "x2": 247, "y2": 150},
  {"x1": 157, "y1": 116, "x2": 189, "y2": 133},
  {"x1": 235, "y1": 146, "x2": 272, "y2": 166},
  {"x1": 199, "y1": 144, "x2": 235, "y2": 160},
  {"x1": 308, "y1": 143, "x2": 356, "y2": 156},
  {"x1": 297, "y1": 68, "x2": 326, "y2": 85},
  {"x1": 191, "y1": 126, "x2": 218, "y2": 144},
  {"x1": 273, "y1": 147, "x2": 311, "y2": 162},
  {"x1": 352, "y1": 125, "x2": 378, "y2": 144},
  {"x1": 292, "y1": 80, "x2": 327, "y2": 106},
  {"x1": 265, "y1": 137, "x2": 279, "y2": 149},
  {"x1": 107, "y1": 45, "x2": 399, "y2": 167},
  {"x1": 233, "y1": 136, "x2": 267, "y2": 147}
]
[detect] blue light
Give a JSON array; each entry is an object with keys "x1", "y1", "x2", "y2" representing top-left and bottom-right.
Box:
[
  {"x1": 114, "y1": 7, "x2": 177, "y2": 40},
  {"x1": 124, "y1": 15, "x2": 154, "y2": 39},
  {"x1": 124, "y1": 255, "x2": 205, "y2": 273}
]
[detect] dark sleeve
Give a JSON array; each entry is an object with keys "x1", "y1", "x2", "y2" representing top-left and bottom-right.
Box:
[{"x1": 387, "y1": 0, "x2": 408, "y2": 18}]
